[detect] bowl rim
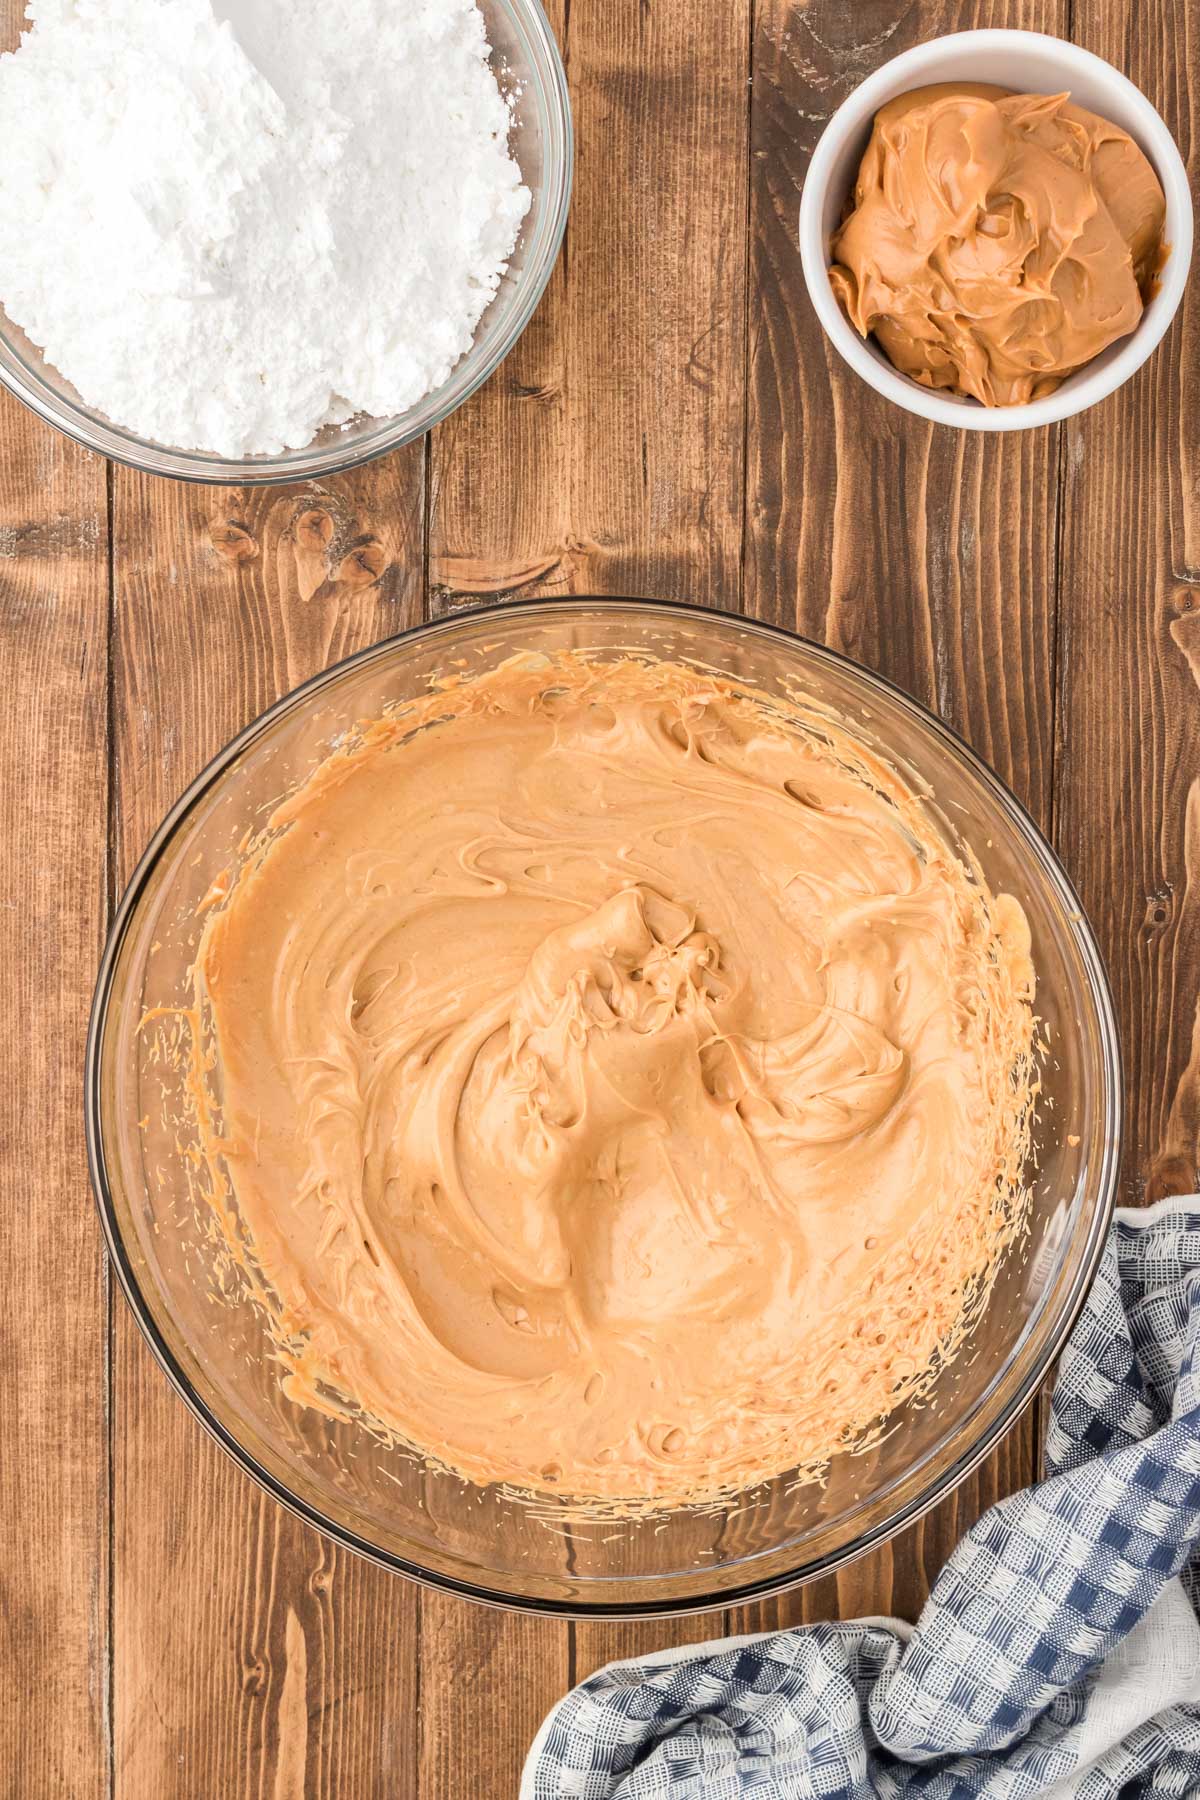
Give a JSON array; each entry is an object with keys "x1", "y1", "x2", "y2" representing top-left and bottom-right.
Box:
[
  {"x1": 85, "y1": 595, "x2": 1123, "y2": 1617},
  {"x1": 798, "y1": 27, "x2": 1195, "y2": 433},
  {"x1": 0, "y1": 0, "x2": 573, "y2": 486}
]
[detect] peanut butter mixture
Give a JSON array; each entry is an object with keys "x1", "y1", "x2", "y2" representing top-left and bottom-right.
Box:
[
  {"x1": 830, "y1": 84, "x2": 1166, "y2": 406},
  {"x1": 190, "y1": 654, "x2": 1036, "y2": 1506}
]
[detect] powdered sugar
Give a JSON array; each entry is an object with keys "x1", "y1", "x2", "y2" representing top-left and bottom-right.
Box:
[{"x1": 0, "y1": 0, "x2": 531, "y2": 456}]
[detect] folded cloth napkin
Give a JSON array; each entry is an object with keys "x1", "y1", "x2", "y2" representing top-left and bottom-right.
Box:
[{"x1": 522, "y1": 1201, "x2": 1200, "y2": 1799}]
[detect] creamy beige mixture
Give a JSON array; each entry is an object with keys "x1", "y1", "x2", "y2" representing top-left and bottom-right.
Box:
[
  {"x1": 189, "y1": 654, "x2": 1036, "y2": 1506},
  {"x1": 830, "y1": 84, "x2": 1166, "y2": 406}
]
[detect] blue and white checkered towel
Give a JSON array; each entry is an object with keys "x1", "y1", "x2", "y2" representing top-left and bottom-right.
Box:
[{"x1": 523, "y1": 1202, "x2": 1200, "y2": 1799}]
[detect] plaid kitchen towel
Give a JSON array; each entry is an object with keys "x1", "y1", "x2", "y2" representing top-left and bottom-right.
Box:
[{"x1": 522, "y1": 1201, "x2": 1200, "y2": 1799}]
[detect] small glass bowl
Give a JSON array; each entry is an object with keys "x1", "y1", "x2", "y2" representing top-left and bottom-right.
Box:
[
  {"x1": 0, "y1": 0, "x2": 571, "y2": 485},
  {"x1": 87, "y1": 599, "x2": 1122, "y2": 1617}
]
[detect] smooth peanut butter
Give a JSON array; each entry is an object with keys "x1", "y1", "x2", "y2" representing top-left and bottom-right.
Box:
[
  {"x1": 830, "y1": 84, "x2": 1166, "y2": 406},
  {"x1": 189, "y1": 654, "x2": 1036, "y2": 1506}
]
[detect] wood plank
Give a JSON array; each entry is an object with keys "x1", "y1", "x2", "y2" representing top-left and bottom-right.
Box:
[
  {"x1": 571, "y1": 1616, "x2": 725, "y2": 1684},
  {"x1": 1056, "y1": 0, "x2": 1200, "y2": 1208},
  {"x1": 108, "y1": 460, "x2": 426, "y2": 1799},
  {"x1": 731, "y1": 0, "x2": 1067, "y2": 1636},
  {"x1": 6, "y1": 0, "x2": 1189, "y2": 1791},
  {"x1": 428, "y1": 0, "x2": 749, "y2": 614},
  {"x1": 417, "y1": 1595, "x2": 569, "y2": 1799},
  {"x1": 0, "y1": 389, "x2": 110, "y2": 1793},
  {"x1": 424, "y1": 0, "x2": 755, "y2": 1762}
]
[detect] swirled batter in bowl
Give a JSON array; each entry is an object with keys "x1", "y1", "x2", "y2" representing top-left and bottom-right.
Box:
[{"x1": 189, "y1": 653, "x2": 1036, "y2": 1506}]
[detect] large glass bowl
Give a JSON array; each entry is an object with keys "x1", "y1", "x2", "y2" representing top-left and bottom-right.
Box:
[
  {"x1": 86, "y1": 599, "x2": 1121, "y2": 1616},
  {"x1": 0, "y1": 0, "x2": 571, "y2": 485}
]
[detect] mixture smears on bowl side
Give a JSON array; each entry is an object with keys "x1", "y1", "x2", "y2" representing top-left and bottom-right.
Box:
[{"x1": 188, "y1": 655, "x2": 1037, "y2": 1507}]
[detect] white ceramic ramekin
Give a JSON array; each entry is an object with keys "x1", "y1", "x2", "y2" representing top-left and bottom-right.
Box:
[{"x1": 798, "y1": 30, "x2": 1194, "y2": 431}]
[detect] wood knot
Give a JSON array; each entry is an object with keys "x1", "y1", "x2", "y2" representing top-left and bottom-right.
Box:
[
  {"x1": 1143, "y1": 887, "x2": 1174, "y2": 937},
  {"x1": 429, "y1": 549, "x2": 572, "y2": 603},
  {"x1": 240, "y1": 1658, "x2": 267, "y2": 1697},
  {"x1": 334, "y1": 539, "x2": 388, "y2": 590},
  {"x1": 209, "y1": 519, "x2": 258, "y2": 564},
  {"x1": 294, "y1": 507, "x2": 336, "y2": 554},
  {"x1": 511, "y1": 379, "x2": 560, "y2": 401}
]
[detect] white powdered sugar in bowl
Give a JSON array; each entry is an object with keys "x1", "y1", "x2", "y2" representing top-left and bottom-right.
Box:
[{"x1": 0, "y1": 0, "x2": 532, "y2": 457}]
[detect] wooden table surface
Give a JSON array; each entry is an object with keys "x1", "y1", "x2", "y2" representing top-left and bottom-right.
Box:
[{"x1": 4, "y1": 0, "x2": 1198, "y2": 1794}]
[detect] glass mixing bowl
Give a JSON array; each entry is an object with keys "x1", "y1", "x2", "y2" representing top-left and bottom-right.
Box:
[
  {"x1": 87, "y1": 600, "x2": 1121, "y2": 1616},
  {"x1": 0, "y1": 0, "x2": 571, "y2": 485}
]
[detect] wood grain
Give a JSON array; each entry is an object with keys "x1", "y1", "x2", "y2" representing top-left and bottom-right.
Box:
[
  {"x1": 416, "y1": 1596, "x2": 569, "y2": 1799},
  {"x1": 429, "y1": 0, "x2": 750, "y2": 614},
  {"x1": 1056, "y1": 0, "x2": 1200, "y2": 1207},
  {"x1": 730, "y1": 0, "x2": 1067, "y2": 1641},
  {"x1": 0, "y1": 391, "x2": 110, "y2": 1796},
  {"x1": 4, "y1": 0, "x2": 1199, "y2": 1790},
  {"x1": 108, "y1": 461, "x2": 425, "y2": 1800},
  {"x1": 0, "y1": 0, "x2": 112, "y2": 1784}
]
